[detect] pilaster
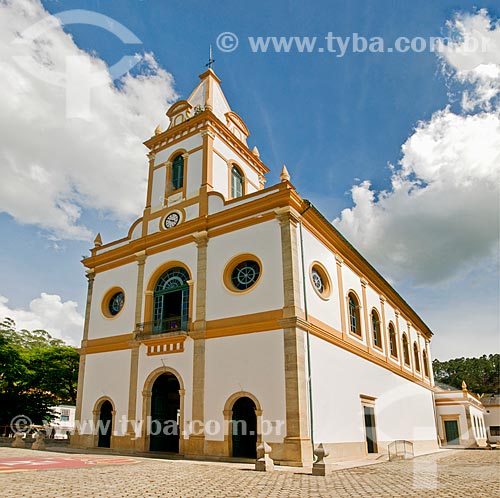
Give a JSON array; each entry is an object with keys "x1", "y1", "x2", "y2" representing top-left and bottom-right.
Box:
[
  {"x1": 275, "y1": 206, "x2": 312, "y2": 466},
  {"x1": 127, "y1": 251, "x2": 146, "y2": 439},
  {"x1": 335, "y1": 255, "x2": 347, "y2": 339},
  {"x1": 188, "y1": 230, "x2": 209, "y2": 456},
  {"x1": 200, "y1": 129, "x2": 215, "y2": 216},
  {"x1": 73, "y1": 269, "x2": 95, "y2": 443}
]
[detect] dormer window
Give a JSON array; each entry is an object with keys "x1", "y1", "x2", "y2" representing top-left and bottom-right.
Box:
[
  {"x1": 172, "y1": 155, "x2": 184, "y2": 190},
  {"x1": 231, "y1": 166, "x2": 244, "y2": 198}
]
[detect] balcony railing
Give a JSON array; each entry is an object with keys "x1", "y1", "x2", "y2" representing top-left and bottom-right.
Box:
[{"x1": 135, "y1": 317, "x2": 188, "y2": 337}]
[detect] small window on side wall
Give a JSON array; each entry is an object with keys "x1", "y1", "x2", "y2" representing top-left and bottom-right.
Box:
[
  {"x1": 371, "y1": 310, "x2": 382, "y2": 349},
  {"x1": 348, "y1": 292, "x2": 361, "y2": 337},
  {"x1": 389, "y1": 323, "x2": 398, "y2": 358},
  {"x1": 413, "y1": 342, "x2": 421, "y2": 372},
  {"x1": 402, "y1": 334, "x2": 410, "y2": 366},
  {"x1": 231, "y1": 166, "x2": 244, "y2": 198},
  {"x1": 422, "y1": 350, "x2": 430, "y2": 377}
]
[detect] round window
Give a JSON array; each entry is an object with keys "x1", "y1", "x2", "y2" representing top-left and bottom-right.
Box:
[
  {"x1": 108, "y1": 291, "x2": 124, "y2": 316},
  {"x1": 311, "y1": 269, "x2": 324, "y2": 294},
  {"x1": 310, "y1": 263, "x2": 331, "y2": 300},
  {"x1": 231, "y1": 260, "x2": 261, "y2": 290}
]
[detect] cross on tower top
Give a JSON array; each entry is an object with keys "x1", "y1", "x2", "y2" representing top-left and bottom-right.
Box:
[{"x1": 206, "y1": 44, "x2": 215, "y2": 69}]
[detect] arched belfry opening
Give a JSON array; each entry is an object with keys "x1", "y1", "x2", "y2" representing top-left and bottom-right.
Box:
[
  {"x1": 231, "y1": 397, "x2": 257, "y2": 458},
  {"x1": 150, "y1": 373, "x2": 181, "y2": 452}
]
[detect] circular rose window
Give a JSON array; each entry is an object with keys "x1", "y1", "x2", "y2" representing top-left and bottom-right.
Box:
[
  {"x1": 311, "y1": 269, "x2": 325, "y2": 294},
  {"x1": 310, "y1": 263, "x2": 331, "y2": 300},
  {"x1": 224, "y1": 255, "x2": 262, "y2": 293},
  {"x1": 231, "y1": 261, "x2": 260, "y2": 290},
  {"x1": 102, "y1": 288, "x2": 125, "y2": 318},
  {"x1": 108, "y1": 291, "x2": 125, "y2": 316}
]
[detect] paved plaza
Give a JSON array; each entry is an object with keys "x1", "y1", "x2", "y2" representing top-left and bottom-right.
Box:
[{"x1": 0, "y1": 447, "x2": 498, "y2": 497}]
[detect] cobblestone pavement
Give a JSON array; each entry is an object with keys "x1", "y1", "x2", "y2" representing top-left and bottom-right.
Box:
[{"x1": 0, "y1": 447, "x2": 498, "y2": 497}]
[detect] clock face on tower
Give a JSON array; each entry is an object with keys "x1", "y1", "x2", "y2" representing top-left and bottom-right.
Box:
[{"x1": 163, "y1": 211, "x2": 181, "y2": 229}]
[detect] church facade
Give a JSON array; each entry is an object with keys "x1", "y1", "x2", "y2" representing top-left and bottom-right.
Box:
[{"x1": 72, "y1": 69, "x2": 439, "y2": 465}]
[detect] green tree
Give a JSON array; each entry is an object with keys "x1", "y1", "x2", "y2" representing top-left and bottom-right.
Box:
[
  {"x1": 28, "y1": 346, "x2": 79, "y2": 405},
  {"x1": 433, "y1": 354, "x2": 500, "y2": 394},
  {"x1": 0, "y1": 319, "x2": 79, "y2": 426}
]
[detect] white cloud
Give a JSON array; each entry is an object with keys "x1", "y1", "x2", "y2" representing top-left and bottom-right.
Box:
[
  {"x1": 0, "y1": 293, "x2": 84, "y2": 345},
  {"x1": 0, "y1": 0, "x2": 177, "y2": 241},
  {"x1": 334, "y1": 10, "x2": 500, "y2": 286},
  {"x1": 438, "y1": 9, "x2": 500, "y2": 111}
]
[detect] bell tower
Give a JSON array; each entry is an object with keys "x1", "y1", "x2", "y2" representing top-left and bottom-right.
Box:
[{"x1": 141, "y1": 69, "x2": 269, "y2": 236}]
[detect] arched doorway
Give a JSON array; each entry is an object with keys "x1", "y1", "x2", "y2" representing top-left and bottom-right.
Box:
[
  {"x1": 150, "y1": 373, "x2": 180, "y2": 452},
  {"x1": 232, "y1": 397, "x2": 257, "y2": 458},
  {"x1": 97, "y1": 400, "x2": 113, "y2": 448}
]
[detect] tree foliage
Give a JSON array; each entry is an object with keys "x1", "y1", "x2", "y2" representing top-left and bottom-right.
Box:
[
  {"x1": 433, "y1": 354, "x2": 500, "y2": 395},
  {"x1": 0, "y1": 318, "x2": 79, "y2": 426}
]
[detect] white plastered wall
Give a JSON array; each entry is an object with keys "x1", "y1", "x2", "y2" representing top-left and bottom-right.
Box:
[
  {"x1": 436, "y1": 403, "x2": 468, "y2": 443},
  {"x1": 204, "y1": 330, "x2": 286, "y2": 443},
  {"x1": 205, "y1": 220, "x2": 283, "y2": 321},
  {"x1": 80, "y1": 350, "x2": 132, "y2": 436},
  {"x1": 299, "y1": 228, "x2": 341, "y2": 331},
  {"x1": 186, "y1": 149, "x2": 203, "y2": 198},
  {"x1": 150, "y1": 167, "x2": 166, "y2": 212},
  {"x1": 301, "y1": 225, "x2": 432, "y2": 386},
  {"x1": 153, "y1": 135, "x2": 202, "y2": 166},
  {"x1": 310, "y1": 335, "x2": 437, "y2": 448},
  {"x1": 88, "y1": 263, "x2": 137, "y2": 339},
  {"x1": 213, "y1": 137, "x2": 260, "y2": 197},
  {"x1": 484, "y1": 404, "x2": 500, "y2": 442},
  {"x1": 211, "y1": 152, "x2": 229, "y2": 198}
]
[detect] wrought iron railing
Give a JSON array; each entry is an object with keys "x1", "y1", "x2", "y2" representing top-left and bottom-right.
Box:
[{"x1": 135, "y1": 317, "x2": 188, "y2": 337}]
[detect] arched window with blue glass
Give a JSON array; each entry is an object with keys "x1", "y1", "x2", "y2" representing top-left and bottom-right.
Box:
[
  {"x1": 171, "y1": 155, "x2": 184, "y2": 191},
  {"x1": 152, "y1": 267, "x2": 189, "y2": 334}
]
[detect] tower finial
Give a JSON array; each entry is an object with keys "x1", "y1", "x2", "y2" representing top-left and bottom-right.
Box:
[
  {"x1": 94, "y1": 232, "x2": 102, "y2": 247},
  {"x1": 280, "y1": 164, "x2": 290, "y2": 182},
  {"x1": 206, "y1": 44, "x2": 215, "y2": 69}
]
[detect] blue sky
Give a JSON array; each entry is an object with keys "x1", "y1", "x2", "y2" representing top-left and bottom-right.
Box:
[{"x1": 0, "y1": 0, "x2": 498, "y2": 359}]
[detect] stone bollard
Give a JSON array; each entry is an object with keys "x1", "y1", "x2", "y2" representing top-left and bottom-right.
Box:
[
  {"x1": 11, "y1": 433, "x2": 26, "y2": 449},
  {"x1": 312, "y1": 443, "x2": 333, "y2": 476},
  {"x1": 32, "y1": 432, "x2": 46, "y2": 450},
  {"x1": 255, "y1": 441, "x2": 274, "y2": 472}
]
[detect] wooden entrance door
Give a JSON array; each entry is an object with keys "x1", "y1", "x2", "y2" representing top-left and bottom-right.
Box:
[
  {"x1": 150, "y1": 373, "x2": 180, "y2": 452},
  {"x1": 97, "y1": 400, "x2": 112, "y2": 448},
  {"x1": 363, "y1": 406, "x2": 378, "y2": 453},
  {"x1": 232, "y1": 397, "x2": 257, "y2": 458},
  {"x1": 444, "y1": 420, "x2": 460, "y2": 445}
]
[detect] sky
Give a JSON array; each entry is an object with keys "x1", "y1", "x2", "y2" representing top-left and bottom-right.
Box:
[{"x1": 0, "y1": 0, "x2": 498, "y2": 359}]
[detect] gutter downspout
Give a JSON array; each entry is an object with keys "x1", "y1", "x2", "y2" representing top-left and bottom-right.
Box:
[{"x1": 299, "y1": 200, "x2": 315, "y2": 459}]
